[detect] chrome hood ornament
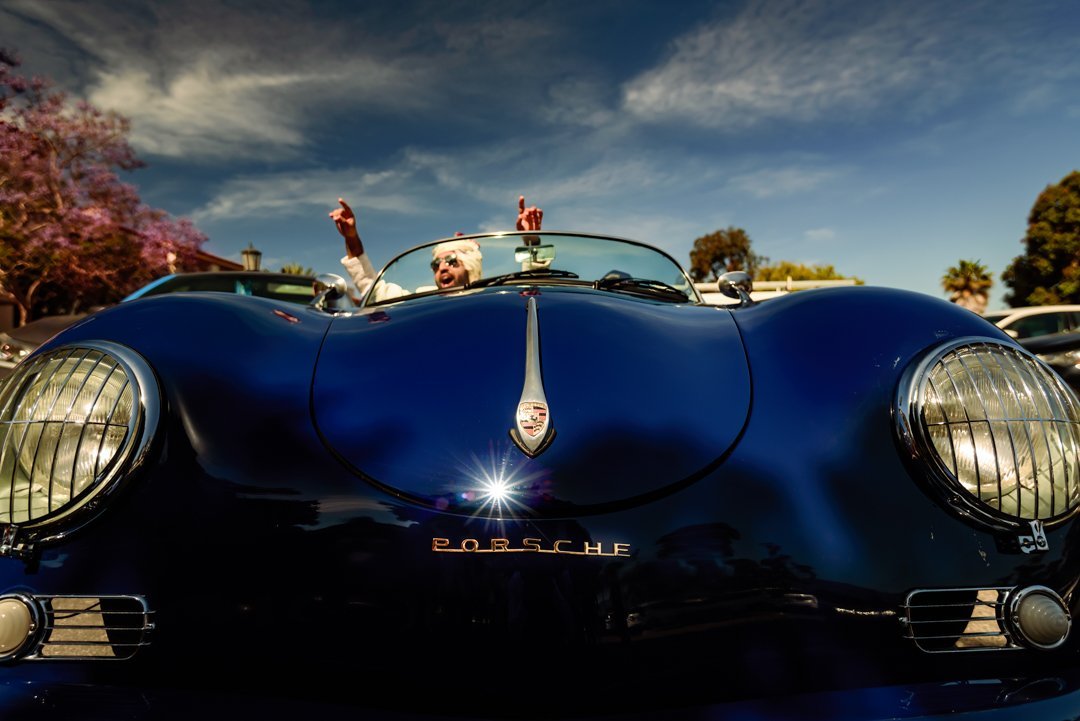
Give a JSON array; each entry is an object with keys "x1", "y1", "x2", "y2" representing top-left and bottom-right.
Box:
[{"x1": 510, "y1": 296, "x2": 555, "y2": 457}]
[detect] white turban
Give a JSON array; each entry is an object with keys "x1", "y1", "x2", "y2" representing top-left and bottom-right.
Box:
[{"x1": 431, "y1": 238, "x2": 483, "y2": 284}]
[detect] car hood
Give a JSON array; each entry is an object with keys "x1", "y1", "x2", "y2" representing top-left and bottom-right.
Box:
[{"x1": 312, "y1": 287, "x2": 750, "y2": 516}]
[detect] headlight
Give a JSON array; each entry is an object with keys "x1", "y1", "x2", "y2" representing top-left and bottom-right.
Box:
[
  {"x1": 896, "y1": 338, "x2": 1080, "y2": 527},
  {"x1": 0, "y1": 343, "x2": 158, "y2": 551}
]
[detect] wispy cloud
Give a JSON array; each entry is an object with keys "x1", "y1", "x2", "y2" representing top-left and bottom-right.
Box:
[
  {"x1": 89, "y1": 61, "x2": 309, "y2": 158},
  {"x1": 540, "y1": 77, "x2": 618, "y2": 129},
  {"x1": 728, "y1": 166, "x2": 838, "y2": 198},
  {"x1": 4, "y1": 0, "x2": 434, "y2": 160},
  {"x1": 804, "y1": 227, "x2": 835, "y2": 242},
  {"x1": 620, "y1": 0, "x2": 1065, "y2": 130},
  {"x1": 93, "y1": 51, "x2": 426, "y2": 159},
  {"x1": 188, "y1": 134, "x2": 716, "y2": 260},
  {"x1": 400, "y1": 142, "x2": 686, "y2": 207},
  {"x1": 191, "y1": 168, "x2": 416, "y2": 222}
]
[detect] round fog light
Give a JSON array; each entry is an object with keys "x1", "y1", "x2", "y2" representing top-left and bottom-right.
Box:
[
  {"x1": 0, "y1": 596, "x2": 37, "y2": 658},
  {"x1": 1009, "y1": 586, "x2": 1071, "y2": 649}
]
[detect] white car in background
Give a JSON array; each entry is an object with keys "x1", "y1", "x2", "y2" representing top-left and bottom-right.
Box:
[{"x1": 982, "y1": 304, "x2": 1080, "y2": 339}]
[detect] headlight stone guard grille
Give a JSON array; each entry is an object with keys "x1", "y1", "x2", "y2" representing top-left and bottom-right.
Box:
[
  {"x1": 896, "y1": 338, "x2": 1080, "y2": 529},
  {"x1": 0, "y1": 343, "x2": 159, "y2": 556}
]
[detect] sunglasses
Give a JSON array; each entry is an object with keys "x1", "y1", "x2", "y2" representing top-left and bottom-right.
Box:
[{"x1": 430, "y1": 253, "x2": 460, "y2": 271}]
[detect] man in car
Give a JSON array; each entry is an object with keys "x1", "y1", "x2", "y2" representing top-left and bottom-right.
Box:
[
  {"x1": 429, "y1": 237, "x2": 483, "y2": 289},
  {"x1": 330, "y1": 195, "x2": 542, "y2": 301}
]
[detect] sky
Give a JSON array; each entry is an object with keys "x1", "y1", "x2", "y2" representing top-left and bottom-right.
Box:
[{"x1": 2, "y1": 0, "x2": 1079, "y2": 310}]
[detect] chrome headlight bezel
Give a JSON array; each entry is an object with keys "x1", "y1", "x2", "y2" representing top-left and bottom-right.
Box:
[
  {"x1": 0, "y1": 342, "x2": 159, "y2": 553},
  {"x1": 896, "y1": 337, "x2": 1080, "y2": 531}
]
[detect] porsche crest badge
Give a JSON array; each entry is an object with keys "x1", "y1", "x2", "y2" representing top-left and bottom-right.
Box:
[
  {"x1": 510, "y1": 296, "x2": 555, "y2": 457},
  {"x1": 517, "y1": 401, "x2": 548, "y2": 437}
]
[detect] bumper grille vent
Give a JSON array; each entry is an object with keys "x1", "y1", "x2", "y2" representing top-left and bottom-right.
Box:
[
  {"x1": 902, "y1": 587, "x2": 1018, "y2": 653},
  {"x1": 28, "y1": 594, "x2": 153, "y2": 660}
]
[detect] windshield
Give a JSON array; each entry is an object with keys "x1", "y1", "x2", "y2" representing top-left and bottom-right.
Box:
[
  {"x1": 126, "y1": 274, "x2": 317, "y2": 306},
  {"x1": 362, "y1": 231, "x2": 700, "y2": 307}
]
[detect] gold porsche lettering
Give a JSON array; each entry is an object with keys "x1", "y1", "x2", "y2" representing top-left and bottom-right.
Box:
[{"x1": 431, "y1": 537, "x2": 631, "y2": 557}]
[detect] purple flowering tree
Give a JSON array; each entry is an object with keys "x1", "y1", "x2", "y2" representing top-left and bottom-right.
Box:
[{"x1": 0, "y1": 49, "x2": 207, "y2": 324}]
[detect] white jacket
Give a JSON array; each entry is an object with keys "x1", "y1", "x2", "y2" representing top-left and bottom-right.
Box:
[{"x1": 341, "y1": 254, "x2": 407, "y2": 303}]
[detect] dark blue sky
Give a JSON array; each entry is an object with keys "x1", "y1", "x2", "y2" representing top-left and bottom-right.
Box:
[{"x1": 3, "y1": 0, "x2": 1079, "y2": 307}]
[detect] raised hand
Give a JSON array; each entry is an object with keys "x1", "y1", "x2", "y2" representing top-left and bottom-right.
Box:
[
  {"x1": 330, "y1": 197, "x2": 364, "y2": 257},
  {"x1": 516, "y1": 195, "x2": 544, "y2": 231}
]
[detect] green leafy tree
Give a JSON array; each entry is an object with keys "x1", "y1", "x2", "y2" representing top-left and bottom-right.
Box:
[
  {"x1": 280, "y1": 263, "x2": 315, "y2": 276},
  {"x1": 755, "y1": 261, "x2": 863, "y2": 284},
  {"x1": 942, "y1": 259, "x2": 993, "y2": 314},
  {"x1": 688, "y1": 227, "x2": 767, "y2": 282},
  {"x1": 1002, "y1": 170, "x2": 1080, "y2": 307}
]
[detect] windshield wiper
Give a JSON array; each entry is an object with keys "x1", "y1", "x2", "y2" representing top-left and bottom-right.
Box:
[
  {"x1": 468, "y1": 268, "x2": 580, "y2": 288},
  {"x1": 594, "y1": 276, "x2": 689, "y2": 302}
]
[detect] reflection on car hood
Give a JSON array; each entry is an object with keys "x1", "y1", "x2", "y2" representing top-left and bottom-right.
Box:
[{"x1": 313, "y1": 287, "x2": 750, "y2": 516}]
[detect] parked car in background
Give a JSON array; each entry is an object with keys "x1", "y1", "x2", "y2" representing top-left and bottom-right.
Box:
[
  {"x1": 1019, "y1": 329, "x2": 1080, "y2": 393},
  {"x1": 0, "y1": 314, "x2": 94, "y2": 379},
  {"x1": 0, "y1": 231, "x2": 1079, "y2": 719},
  {"x1": 0, "y1": 271, "x2": 331, "y2": 380},
  {"x1": 982, "y1": 304, "x2": 1080, "y2": 339},
  {"x1": 121, "y1": 270, "x2": 321, "y2": 305}
]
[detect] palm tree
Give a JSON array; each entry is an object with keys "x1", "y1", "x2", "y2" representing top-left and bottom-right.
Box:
[
  {"x1": 942, "y1": 259, "x2": 993, "y2": 314},
  {"x1": 279, "y1": 263, "x2": 315, "y2": 276}
]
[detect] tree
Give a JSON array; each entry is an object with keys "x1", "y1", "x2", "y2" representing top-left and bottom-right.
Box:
[
  {"x1": 755, "y1": 261, "x2": 863, "y2": 284},
  {"x1": 1002, "y1": 170, "x2": 1080, "y2": 307},
  {"x1": 280, "y1": 263, "x2": 315, "y2": 276},
  {"x1": 0, "y1": 50, "x2": 207, "y2": 324},
  {"x1": 688, "y1": 227, "x2": 767, "y2": 282},
  {"x1": 942, "y1": 259, "x2": 993, "y2": 314}
]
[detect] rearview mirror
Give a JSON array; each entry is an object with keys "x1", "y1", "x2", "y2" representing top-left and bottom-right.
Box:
[{"x1": 515, "y1": 244, "x2": 556, "y2": 265}]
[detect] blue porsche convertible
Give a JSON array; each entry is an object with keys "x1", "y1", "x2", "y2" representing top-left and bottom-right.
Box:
[{"x1": 0, "y1": 231, "x2": 1077, "y2": 720}]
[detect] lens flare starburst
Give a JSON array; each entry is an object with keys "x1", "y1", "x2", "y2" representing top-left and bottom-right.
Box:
[{"x1": 456, "y1": 443, "x2": 546, "y2": 523}]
